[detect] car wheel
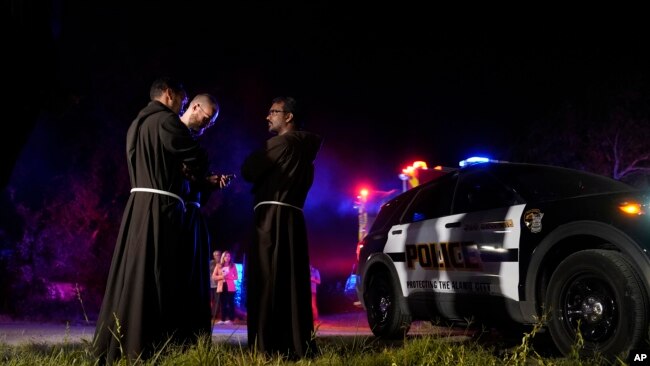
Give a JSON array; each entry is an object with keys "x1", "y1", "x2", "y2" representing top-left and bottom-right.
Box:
[
  {"x1": 364, "y1": 269, "x2": 411, "y2": 339},
  {"x1": 546, "y1": 249, "x2": 648, "y2": 359}
]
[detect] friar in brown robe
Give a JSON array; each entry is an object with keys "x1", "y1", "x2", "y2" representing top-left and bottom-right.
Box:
[
  {"x1": 242, "y1": 96, "x2": 323, "y2": 359},
  {"x1": 93, "y1": 79, "x2": 221, "y2": 364}
]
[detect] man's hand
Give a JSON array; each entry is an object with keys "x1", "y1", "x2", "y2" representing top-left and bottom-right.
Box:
[{"x1": 205, "y1": 174, "x2": 235, "y2": 189}]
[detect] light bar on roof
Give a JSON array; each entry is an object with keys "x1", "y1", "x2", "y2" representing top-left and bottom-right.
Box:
[{"x1": 459, "y1": 156, "x2": 491, "y2": 167}]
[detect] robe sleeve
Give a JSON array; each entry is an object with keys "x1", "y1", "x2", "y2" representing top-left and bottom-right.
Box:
[{"x1": 241, "y1": 135, "x2": 288, "y2": 183}]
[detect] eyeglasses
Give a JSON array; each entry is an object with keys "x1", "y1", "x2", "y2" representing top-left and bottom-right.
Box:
[
  {"x1": 268, "y1": 109, "x2": 288, "y2": 115},
  {"x1": 197, "y1": 104, "x2": 211, "y2": 119},
  {"x1": 197, "y1": 104, "x2": 217, "y2": 126}
]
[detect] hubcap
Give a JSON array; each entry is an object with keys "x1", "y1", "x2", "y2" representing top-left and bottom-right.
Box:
[
  {"x1": 378, "y1": 296, "x2": 391, "y2": 323},
  {"x1": 563, "y1": 276, "x2": 617, "y2": 342},
  {"x1": 368, "y1": 275, "x2": 392, "y2": 326},
  {"x1": 581, "y1": 296, "x2": 604, "y2": 323}
]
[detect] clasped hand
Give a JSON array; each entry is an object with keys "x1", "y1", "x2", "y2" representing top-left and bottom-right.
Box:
[
  {"x1": 206, "y1": 173, "x2": 235, "y2": 189},
  {"x1": 182, "y1": 163, "x2": 234, "y2": 189}
]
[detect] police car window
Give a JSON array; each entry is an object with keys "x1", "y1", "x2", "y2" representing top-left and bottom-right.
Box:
[
  {"x1": 453, "y1": 170, "x2": 521, "y2": 214},
  {"x1": 370, "y1": 189, "x2": 418, "y2": 231},
  {"x1": 496, "y1": 165, "x2": 634, "y2": 201},
  {"x1": 402, "y1": 174, "x2": 456, "y2": 223}
]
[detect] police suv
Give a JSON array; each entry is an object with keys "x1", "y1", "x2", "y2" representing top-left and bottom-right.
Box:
[{"x1": 355, "y1": 159, "x2": 650, "y2": 359}]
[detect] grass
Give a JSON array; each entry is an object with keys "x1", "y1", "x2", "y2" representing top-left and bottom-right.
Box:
[{"x1": 0, "y1": 320, "x2": 620, "y2": 366}]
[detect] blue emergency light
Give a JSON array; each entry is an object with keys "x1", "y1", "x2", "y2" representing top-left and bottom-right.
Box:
[{"x1": 458, "y1": 156, "x2": 490, "y2": 167}]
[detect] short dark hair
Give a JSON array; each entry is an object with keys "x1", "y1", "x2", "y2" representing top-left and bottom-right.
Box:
[
  {"x1": 150, "y1": 76, "x2": 186, "y2": 101},
  {"x1": 272, "y1": 96, "x2": 303, "y2": 129}
]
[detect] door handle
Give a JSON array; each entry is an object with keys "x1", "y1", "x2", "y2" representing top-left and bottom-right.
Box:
[
  {"x1": 445, "y1": 222, "x2": 461, "y2": 228},
  {"x1": 391, "y1": 230, "x2": 402, "y2": 235}
]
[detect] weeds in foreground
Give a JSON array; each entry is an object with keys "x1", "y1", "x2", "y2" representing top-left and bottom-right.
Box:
[
  {"x1": 75, "y1": 284, "x2": 90, "y2": 325},
  {"x1": 503, "y1": 313, "x2": 547, "y2": 365},
  {"x1": 0, "y1": 325, "x2": 615, "y2": 366},
  {"x1": 0, "y1": 297, "x2": 616, "y2": 366}
]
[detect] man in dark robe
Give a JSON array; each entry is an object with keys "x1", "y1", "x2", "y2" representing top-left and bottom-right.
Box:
[
  {"x1": 242, "y1": 96, "x2": 323, "y2": 359},
  {"x1": 93, "y1": 80, "x2": 221, "y2": 364},
  {"x1": 179, "y1": 99, "x2": 233, "y2": 341}
]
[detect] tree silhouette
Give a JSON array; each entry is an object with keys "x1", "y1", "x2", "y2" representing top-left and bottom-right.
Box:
[
  {"x1": 513, "y1": 88, "x2": 650, "y2": 188},
  {"x1": 585, "y1": 91, "x2": 650, "y2": 184}
]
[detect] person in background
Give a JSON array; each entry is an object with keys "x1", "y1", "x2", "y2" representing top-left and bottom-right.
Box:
[
  {"x1": 242, "y1": 96, "x2": 323, "y2": 359},
  {"x1": 93, "y1": 78, "x2": 222, "y2": 364},
  {"x1": 209, "y1": 250, "x2": 222, "y2": 322},
  {"x1": 213, "y1": 250, "x2": 238, "y2": 324},
  {"x1": 310, "y1": 264, "x2": 321, "y2": 323}
]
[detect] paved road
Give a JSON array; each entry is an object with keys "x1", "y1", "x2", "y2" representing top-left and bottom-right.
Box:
[{"x1": 0, "y1": 310, "x2": 473, "y2": 346}]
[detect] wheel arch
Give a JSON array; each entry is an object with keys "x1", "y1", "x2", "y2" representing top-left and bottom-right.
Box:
[
  {"x1": 521, "y1": 220, "x2": 650, "y2": 322},
  {"x1": 359, "y1": 253, "x2": 407, "y2": 310}
]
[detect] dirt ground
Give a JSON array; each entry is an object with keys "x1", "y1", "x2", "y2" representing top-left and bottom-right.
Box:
[{"x1": 0, "y1": 309, "x2": 469, "y2": 346}]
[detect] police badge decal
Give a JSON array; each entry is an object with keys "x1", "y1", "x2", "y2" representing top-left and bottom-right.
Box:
[{"x1": 524, "y1": 209, "x2": 544, "y2": 233}]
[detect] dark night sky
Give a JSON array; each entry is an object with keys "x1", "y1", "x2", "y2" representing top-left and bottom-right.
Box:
[{"x1": 6, "y1": 4, "x2": 650, "y2": 278}]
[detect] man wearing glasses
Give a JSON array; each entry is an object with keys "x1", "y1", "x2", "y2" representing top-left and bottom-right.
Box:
[
  {"x1": 180, "y1": 93, "x2": 220, "y2": 138},
  {"x1": 242, "y1": 96, "x2": 323, "y2": 359},
  {"x1": 179, "y1": 94, "x2": 232, "y2": 340}
]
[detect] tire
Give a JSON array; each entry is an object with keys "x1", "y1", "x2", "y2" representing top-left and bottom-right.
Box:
[
  {"x1": 546, "y1": 249, "x2": 648, "y2": 359},
  {"x1": 364, "y1": 269, "x2": 411, "y2": 339}
]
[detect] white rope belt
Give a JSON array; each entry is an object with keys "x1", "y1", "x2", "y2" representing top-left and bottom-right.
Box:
[
  {"x1": 254, "y1": 200, "x2": 303, "y2": 211},
  {"x1": 130, "y1": 188, "x2": 186, "y2": 212}
]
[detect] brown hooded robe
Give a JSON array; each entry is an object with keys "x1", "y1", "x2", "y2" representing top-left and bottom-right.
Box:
[{"x1": 242, "y1": 130, "x2": 323, "y2": 358}]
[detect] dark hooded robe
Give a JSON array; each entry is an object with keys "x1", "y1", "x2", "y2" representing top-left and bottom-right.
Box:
[
  {"x1": 180, "y1": 183, "x2": 213, "y2": 337},
  {"x1": 93, "y1": 101, "x2": 209, "y2": 364},
  {"x1": 241, "y1": 130, "x2": 323, "y2": 358}
]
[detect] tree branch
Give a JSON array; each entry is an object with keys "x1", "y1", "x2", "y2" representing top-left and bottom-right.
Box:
[{"x1": 618, "y1": 153, "x2": 650, "y2": 178}]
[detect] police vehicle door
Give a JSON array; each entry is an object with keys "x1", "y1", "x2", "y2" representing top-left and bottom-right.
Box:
[
  {"x1": 385, "y1": 173, "x2": 458, "y2": 297},
  {"x1": 445, "y1": 168, "x2": 525, "y2": 301}
]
